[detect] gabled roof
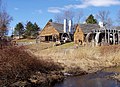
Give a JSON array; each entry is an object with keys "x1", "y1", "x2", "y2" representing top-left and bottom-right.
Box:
[
  {"x1": 40, "y1": 22, "x2": 64, "y2": 36},
  {"x1": 51, "y1": 22, "x2": 64, "y2": 33},
  {"x1": 78, "y1": 24, "x2": 100, "y2": 34}
]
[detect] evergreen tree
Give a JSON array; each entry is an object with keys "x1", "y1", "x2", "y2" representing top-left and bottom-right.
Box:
[
  {"x1": 25, "y1": 21, "x2": 34, "y2": 38},
  {"x1": 86, "y1": 14, "x2": 97, "y2": 24},
  {"x1": 14, "y1": 22, "x2": 24, "y2": 39},
  {"x1": 25, "y1": 21, "x2": 40, "y2": 38},
  {"x1": 32, "y1": 22, "x2": 40, "y2": 38},
  {"x1": 49, "y1": 19, "x2": 53, "y2": 22}
]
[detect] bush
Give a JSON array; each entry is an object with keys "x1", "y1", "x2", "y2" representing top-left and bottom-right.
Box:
[{"x1": 0, "y1": 46, "x2": 62, "y2": 86}]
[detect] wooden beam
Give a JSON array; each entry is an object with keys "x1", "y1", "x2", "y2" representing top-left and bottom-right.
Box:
[
  {"x1": 116, "y1": 30, "x2": 119, "y2": 44},
  {"x1": 108, "y1": 30, "x2": 110, "y2": 44},
  {"x1": 113, "y1": 30, "x2": 115, "y2": 44},
  {"x1": 105, "y1": 29, "x2": 107, "y2": 43},
  {"x1": 118, "y1": 31, "x2": 120, "y2": 44}
]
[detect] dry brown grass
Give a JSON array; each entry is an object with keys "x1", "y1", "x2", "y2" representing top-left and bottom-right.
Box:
[
  {"x1": 28, "y1": 43, "x2": 120, "y2": 73},
  {"x1": 25, "y1": 42, "x2": 54, "y2": 52},
  {"x1": 0, "y1": 46, "x2": 63, "y2": 86}
]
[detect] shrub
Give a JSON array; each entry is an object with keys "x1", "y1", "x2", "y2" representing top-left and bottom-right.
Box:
[{"x1": 0, "y1": 46, "x2": 63, "y2": 86}]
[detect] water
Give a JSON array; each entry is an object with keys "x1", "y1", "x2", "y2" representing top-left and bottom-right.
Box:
[{"x1": 54, "y1": 70, "x2": 120, "y2": 87}]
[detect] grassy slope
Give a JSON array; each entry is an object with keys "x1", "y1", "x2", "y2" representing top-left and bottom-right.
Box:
[
  {"x1": 15, "y1": 39, "x2": 35, "y2": 42},
  {"x1": 26, "y1": 42, "x2": 120, "y2": 73}
]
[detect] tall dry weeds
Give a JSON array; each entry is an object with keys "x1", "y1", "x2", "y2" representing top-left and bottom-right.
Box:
[
  {"x1": 0, "y1": 46, "x2": 63, "y2": 86},
  {"x1": 36, "y1": 45, "x2": 120, "y2": 73}
]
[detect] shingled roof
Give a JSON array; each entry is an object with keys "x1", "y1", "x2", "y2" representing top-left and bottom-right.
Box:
[
  {"x1": 79, "y1": 24, "x2": 100, "y2": 34},
  {"x1": 40, "y1": 22, "x2": 64, "y2": 36},
  {"x1": 51, "y1": 22, "x2": 64, "y2": 33}
]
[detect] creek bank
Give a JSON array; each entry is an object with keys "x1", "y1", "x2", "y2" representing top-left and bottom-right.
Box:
[
  {"x1": 10, "y1": 71, "x2": 64, "y2": 87},
  {"x1": 10, "y1": 62, "x2": 119, "y2": 87},
  {"x1": 24, "y1": 44, "x2": 120, "y2": 86},
  {"x1": 102, "y1": 66, "x2": 120, "y2": 82}
]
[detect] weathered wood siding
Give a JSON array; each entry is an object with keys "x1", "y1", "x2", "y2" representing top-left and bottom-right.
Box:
[{"x1": 74, "y1": 25, "x2": 84, "y2": 44}]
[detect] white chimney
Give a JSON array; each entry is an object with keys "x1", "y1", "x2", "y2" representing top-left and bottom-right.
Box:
[
  {"x1": 64, "y1": 19, "x2": 67, "y2": 33},
  {"x1": 99, "y1": 22, "x2": 104, "y2": 28},
  {"x1": 68, "y1": 20, "x2": 72, "y2": 33}
]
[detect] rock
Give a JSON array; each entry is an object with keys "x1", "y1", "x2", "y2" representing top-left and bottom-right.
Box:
[{"x1": 110, "y1": 74, "x2": 120, "y2": 81}]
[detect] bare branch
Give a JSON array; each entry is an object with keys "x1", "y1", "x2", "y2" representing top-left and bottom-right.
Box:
[
  {"x1": 54, "y1": 13, "x2": 63, "y2": 23},
  {"x1": 54, "y1": 10, "x2": 74, "y2": 23},
  {"x1": 75, "y1": 10, "x2": 83, "y2": 24},
  {"x1": 96, "y1": 10, "x2": 112, "y2": 27},
  {"x1": 96, "y1": 10, "x2": 110, "y2": 23},
  {"x1": 0, "y1": 0, "x2": 12, "y2": 37},
  {"x1": 117, "y1": 10, "x2": 120, "y2": 24},
  {"x1": 63, "y1": 10, "x2": 74, "y2": 20}
]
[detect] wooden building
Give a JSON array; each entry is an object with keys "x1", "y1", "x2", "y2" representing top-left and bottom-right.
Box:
[
  {"x1": 40, "y1": 22, "x2": 64, "y2": 42},
  {"x1": 74, "y1": 24, "x2": 100, "y2": 45}
]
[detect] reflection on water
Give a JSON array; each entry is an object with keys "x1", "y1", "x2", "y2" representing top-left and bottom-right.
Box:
[{"x1": 54, "y1": 72, "x2": 120, "y2": 87}]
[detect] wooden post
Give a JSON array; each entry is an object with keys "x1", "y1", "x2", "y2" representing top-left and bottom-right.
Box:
[
  {"x1": 108, "y1": 30, "x2": 110, "y2": 44},
  {"x1": 113, "y1": 30, "x2": 115, "y2": 44},
  {"x1": 117, "y1": 30, "x2": 119, "y2": 44},
  {"x1": 52, "y1": 35, "x2": 53, "y2": 41},
  {"x1": 105, "y1": 28, "x2": 107, "y2": 43},
  {"x1": 109, "y1": 29, "x2": 112, "y2": 44},
  {"x1": 118, "y1": 31, "x2": 120, "y2": 44}
]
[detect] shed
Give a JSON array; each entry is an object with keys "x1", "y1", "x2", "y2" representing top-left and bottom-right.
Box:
[
  {"x1": 40, "y1": 22, "x2": 64, "y2": 42},
  {"x1": 74, "y1": 24, "x2": 100, "y2": 44}
]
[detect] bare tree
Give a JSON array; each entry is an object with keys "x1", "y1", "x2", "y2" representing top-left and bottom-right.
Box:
[
  {"x1": 63, "y1": 10, "x2": 74, "y2": 20},
  {"x1": 106, "y1": 18, "x2": 113, "y2": 28},
  {"x1": 117, "y1": 10, "x2": 120, "y2": 24},
  {"x1": 54, "y1": 10, "x2": 74, "y2": 23},
  {"x1": 74, "y1": 10, "x2": 83, "y2": 24},
  {"x1": 54, "y1": 13, "x2": 63, "y2": 23},
  {"x1": 96, "y1": 10, "x2": 112, "y2": 27},
  {"x1": 0, "y1": 0, "x2": 12, "y2": 37}
]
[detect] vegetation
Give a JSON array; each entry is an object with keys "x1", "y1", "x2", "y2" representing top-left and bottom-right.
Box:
[
  {"x1": 86, "y1": 14, "x2": 97, "y2": 24},
  {"x1": 117, "y1": 10, "x2": 120, "y2": 24},
  {"x1": 14, "y1": 22, "x2": 24, "y2": 38},
  {"x1": 13, "y1": 21, "x2": 40, "y2": 39},
  {"x1": 0, "y1": 46, "x2": 63, "y2": 86},
  {"x1": 26, "y1": 43, "x2": 120, "y2": 74},
  {"x1": 54, "y1": 10, "x2": 83, "y2": 23},
  {"x1": 24, "y1": 21, "x2": 40, "y2": 38},
  {"x1": 0, "y1": 0, "x2": 12, "y2": 37},
  {"x1": 96, "y1": 10, "x2": 112, "y2": 27}
]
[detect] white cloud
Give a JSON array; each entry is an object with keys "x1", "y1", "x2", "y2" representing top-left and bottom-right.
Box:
[
  {"x1": 83, "y1": 0, "x2": 120, "y2": 7},
  {"x1": 14, "y1": 7, "x2": 19, "y2": 10},
  {"x1": 48, "y1": 0, "x2": 120, "y2": 13},
  {"x1": 35, "y1": 9, "x2": 42, "y2": 14},
  {"x1": 48, "y1": 7, "x2": 64, "y2": 13}
]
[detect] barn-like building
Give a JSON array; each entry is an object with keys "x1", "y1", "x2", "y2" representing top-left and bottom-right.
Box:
[
  {"x1": 74, "y1": 24, "x2": 100, "y2": 45},
  {"x1": 40, "y1": 21, "x2": 64, "y2": 42},
  {"x1": 39, "y1": 19, "x2": 74, "y2": 42}
]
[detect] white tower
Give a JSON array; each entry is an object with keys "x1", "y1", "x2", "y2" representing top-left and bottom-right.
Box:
[
  {"x1": 68, "y1": 20, "x2": 72, "y2": 33},
  {"x1": 64, "y1": 19, "x2": 67, "y2": 33}
]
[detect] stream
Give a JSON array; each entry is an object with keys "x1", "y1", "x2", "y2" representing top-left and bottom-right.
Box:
[{"x1": 54, "y1": 67, "x2": 120, "y2": 87}]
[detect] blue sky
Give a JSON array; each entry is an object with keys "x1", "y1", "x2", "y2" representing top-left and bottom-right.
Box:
[{"x1": 3, "y1": 0, "x2": 120, "y2": 34}]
